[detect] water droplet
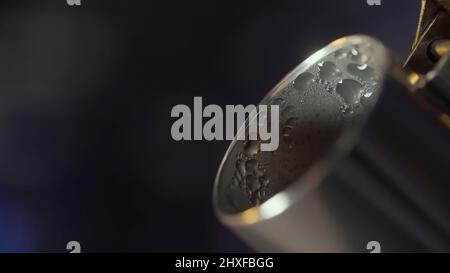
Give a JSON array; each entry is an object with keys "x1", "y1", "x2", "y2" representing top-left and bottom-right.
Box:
[
  {"x1": 237, "y1": 160, "x2": 247, "y2": 177},
  {"x1": 246, "y1": 174, "x2": 259, "y2": 191},
  {"x1": 234, "y1": 168, "x2": 243, "y2": 181},
  {"x1": 246, "y1": 188, "x2": 253, "y2": 196},
  {"x1": 360, "y1": 92, "x2": 375, "y2": 107},
  {"x1": 245, "y1": 159, "x2": 258, "y2": 172},
  {"x1": 256, "y1": 191, "x2": 263, "y2": 201},
  {"x1": 347, "y1": 63, "x2": 374, "y2": 81},
  {"x1": 336, "y1": 79, "x2": 364, "y2": 106},
  {"x1": 357, "y1": 64, "x2": 368, "y2": 70},
  {"x1": 293, "y1": 72, "x2": 315, "y2": 90},
  {"x1": 243, "y1": 141, "x2": 260, "y2": 156},
  {"x1": 254, "y1": 166, "x2": 265, "y2": 177},
  {"x1": 334, "y1": 48, "x2": 347, "y2": 59},
  {"x1": 318, "y1": 61, "x2": 341, "y2": 80},
  {"x1": 259, "y1": 175, "x2": 269, "y2": 186},
  {"x1": 350, "y1": 48, "x2": 369, "y2": 64}
]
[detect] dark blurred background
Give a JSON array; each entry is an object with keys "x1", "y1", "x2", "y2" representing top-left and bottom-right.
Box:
[{"x1": 0, "y1": 0, "x2": 419, "y2": 252}]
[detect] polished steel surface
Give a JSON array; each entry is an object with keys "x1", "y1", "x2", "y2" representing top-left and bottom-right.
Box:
[{"x1": 214, "y1": 34, "x2": 450, "y2": 252}]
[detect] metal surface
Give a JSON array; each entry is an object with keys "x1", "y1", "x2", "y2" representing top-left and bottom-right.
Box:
[
  {"x1": 430, "y1": 39, "x2": 450, "y2": 58},
  {"x1": 405, "y1": 0, "x2": 450, "y2": 73},
  {"x1": 213, "y1": 35, "x2": 450, "y2": 252}
]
